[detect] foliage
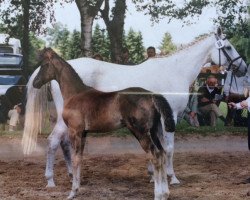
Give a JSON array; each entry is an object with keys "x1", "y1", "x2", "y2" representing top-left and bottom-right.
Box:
[
  {"x1": 159, "y1": 32, "x2": 177, "y2": 55},
  {"x1": 0, "y1": 0, "x2": 72, "y2": 35},
  {"x1": 92, "y1": 24, "x2": 111, "y2": 60},
  {"x1": 124, "y1": 28, "x2": 145, "y2": 64},
  {"x1": 28, "y1": 32, "x2": 46, "y2": 73},
  {"x1": 227, "y1": 3, "x2": 250, "y2": 63},
  {"x1": 47, "y1": 23, "x2": 81, "y2": 60},
  {"x1": 68, "y1": 30, "x2": 82, "y2": 59},
  {"x1": 132, "y1": 0, "x2": 248, "y2": 28}
]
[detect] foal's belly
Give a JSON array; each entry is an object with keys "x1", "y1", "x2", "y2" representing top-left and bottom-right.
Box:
[{"x1": 87, "y1": 118, "x2": 124, "y2": 133}]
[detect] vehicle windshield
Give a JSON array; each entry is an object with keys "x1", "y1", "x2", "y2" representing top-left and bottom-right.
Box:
[
  {"x1": 0, "y1": 54, "x2": 22, "y2": 66},
  {"x1": 0, "y1": 75, "x2": 22, "y2": 85}
]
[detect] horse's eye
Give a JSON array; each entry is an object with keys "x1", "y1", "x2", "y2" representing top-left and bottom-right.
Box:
[{"x1": 226, "y1": 46, "x2": 232, "y2": 50}]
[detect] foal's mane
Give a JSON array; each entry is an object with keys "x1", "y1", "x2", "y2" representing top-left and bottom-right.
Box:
[{"x1": 44, "y1": 48, "x2": 84, "y2": 85}]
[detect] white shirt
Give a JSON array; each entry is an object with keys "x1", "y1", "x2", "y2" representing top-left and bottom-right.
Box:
[{"x1": 236, "y1": 97, "x2": 250, "y2": 111}]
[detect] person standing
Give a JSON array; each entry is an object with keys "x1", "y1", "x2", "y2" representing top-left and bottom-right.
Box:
[
  {"x1": 4, "y1": 76, "x2": 26, "y2": 131},
  {"x1": 224, "y1": 70, "x2": 247, "y2": 126}
]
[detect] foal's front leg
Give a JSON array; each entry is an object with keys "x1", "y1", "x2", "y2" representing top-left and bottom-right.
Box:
[{"x1": 68, "y1": 130, "x2": 87, "y2": 199}]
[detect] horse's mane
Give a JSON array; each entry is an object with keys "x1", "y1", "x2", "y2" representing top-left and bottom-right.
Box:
[{"x1": 154, "y1": 33, "x2": 212, "y2": 59}]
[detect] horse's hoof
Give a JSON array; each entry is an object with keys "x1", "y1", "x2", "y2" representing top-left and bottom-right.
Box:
[
  {"x1": 67, "y1": 191, "x2": 75, "y2": 199},
  {"x1": 170, "y1": 176, "x2": 180, "y2": 185},
  {"x1": 46, "y1": 181, "x2": 56, "y2": 188}
]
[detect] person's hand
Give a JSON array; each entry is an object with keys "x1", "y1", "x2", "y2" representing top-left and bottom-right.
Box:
[
  {"x1": 240, "y1": 100, "x2": 248, "y2": 108},
  {"x1": 228, "y1": 102, "x2": 236, "y2": 109},
  {"x1": 200, "y1": 97, "x2": 210, "y2": 102},
  {"x1": 189, "y1": 111, "x2": 196, "y2": 118},
  {"x1": 14, "y1": 104, "x2": 22, "y2": 114}
]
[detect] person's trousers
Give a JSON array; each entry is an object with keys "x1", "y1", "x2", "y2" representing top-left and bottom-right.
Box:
[
  {"x1": 8, "y1": 109, "x2": 20, "y2": 127},
  {"x1": 199, "y1": 103, "x2": 223, "y2": 127}
]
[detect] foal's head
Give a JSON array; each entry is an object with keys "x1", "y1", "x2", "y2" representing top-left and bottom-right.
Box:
[{"x1": 33, "y1": 48, "x2": 60, "y2": 89}]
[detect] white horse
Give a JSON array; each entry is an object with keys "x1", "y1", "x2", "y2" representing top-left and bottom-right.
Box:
[{"x1": 22, "y1": 29, "x2": 248, "y2": 188}]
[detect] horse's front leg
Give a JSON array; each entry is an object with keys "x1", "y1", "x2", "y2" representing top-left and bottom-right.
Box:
[
  {"x1": 45, "y1": 122, "x2": 67, "y2": 187},
  {"x1": 67, "y1": 130, "x2": 87, "y2": 199}
]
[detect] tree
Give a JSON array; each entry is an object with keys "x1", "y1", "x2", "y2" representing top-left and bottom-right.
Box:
[
  {"x1": 100, "y1": 0, "x2": 126, "y2": 62},
  {"x1": 28, "y1": 33, "x2": 46, "y2": 73},
  {"x1": 75, "y1": 0, "x2": 104, "y2": 56},
  {"x1": 125, "y1": 28, "x2": 145, "y2": 64},
  {"x1": 159, "y1": 32, "x2": 177, "y2": 55},
  {"x1": 68, "y1": 29, "x2": 82, "y2": 59},
  {"x1": 0, "y1": 0, "x2": 72, "y2": 76},
  {"x1": 92, "y1": 24, "x2": 110, "y2": 60}
]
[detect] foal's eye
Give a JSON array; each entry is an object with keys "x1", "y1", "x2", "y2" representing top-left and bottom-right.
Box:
[{"x1": 226, "y1": 46, "x2": 232, "y2": 50}]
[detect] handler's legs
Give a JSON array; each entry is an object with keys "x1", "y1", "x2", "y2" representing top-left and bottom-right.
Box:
[{"x1": 8, "y1": 109, "x2": 19, "y2": 131}]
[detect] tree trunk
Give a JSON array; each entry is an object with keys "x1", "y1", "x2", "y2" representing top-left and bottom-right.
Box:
[
  {"x1": 101, "y1": 0, "x2": 126, "y2": 62},
  {"x1": 22, "y1": 0, "x2": 30, "y2": 78},
  {"x1": 75, "y1": 0, "x2": 104, "y2": 57}
]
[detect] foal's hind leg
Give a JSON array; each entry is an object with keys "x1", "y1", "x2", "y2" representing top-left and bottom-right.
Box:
[
  {"x1": 45, "y1": 121, "x2": 70, "y2": 187},
  {"x1": 151, "y1": 149, "x2": 169, "y2": 200}
]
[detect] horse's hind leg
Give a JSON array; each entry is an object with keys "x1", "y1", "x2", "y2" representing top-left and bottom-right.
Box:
[
  {"x1": 45, "y1": 121, "x2": 68, "y2": 187},
  {"x1": 60, "y1": 132, "x2": 72, "y2": 179},
  {"x1": 163, "y1": 131, "x2": 180, "y2": 185},
  {"x1": 161, "y1": 114, "x2": 180, "y2": 185}
]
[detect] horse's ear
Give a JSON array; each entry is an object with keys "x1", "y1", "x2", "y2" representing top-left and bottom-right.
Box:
[{"x1": 217, "y1": 27, "x2": 222, "y2": 36}]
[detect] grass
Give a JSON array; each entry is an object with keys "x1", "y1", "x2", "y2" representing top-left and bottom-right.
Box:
[{"x1": 0, "y1": 101, "x2": 247, "y2": 138}]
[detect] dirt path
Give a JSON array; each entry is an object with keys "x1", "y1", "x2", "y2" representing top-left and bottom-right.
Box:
[{"x1": 0, "y1": 135, "x2": 250, "y2": 200}]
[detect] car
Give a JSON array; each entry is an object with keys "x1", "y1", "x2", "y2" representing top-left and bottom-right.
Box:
[{"x1": 0, "y1": 34, "x2": 25, "y2": 95}]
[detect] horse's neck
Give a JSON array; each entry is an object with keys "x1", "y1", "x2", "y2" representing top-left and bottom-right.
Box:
[
  {"x1": 56, "y1": 64, "x2": 88, "y2": 101},
  {"x1": 172, "y1": 36, "x2": 214, "y2": 86}
]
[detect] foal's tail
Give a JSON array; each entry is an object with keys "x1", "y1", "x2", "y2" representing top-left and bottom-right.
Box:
[
  {"x1": 22, "y1": 67, "x2": 48, "y2": 154},
  {"x1": 153, "y1": 95, "x2": 175, "y2": 133}
]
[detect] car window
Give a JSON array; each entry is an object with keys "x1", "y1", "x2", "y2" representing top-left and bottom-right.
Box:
[
  {"x1": 0, "y1": 46, "x2": 13, "y2": 53},
  {"x1": 0, "y1": 54, "x2": 22, "y2": 66},
  {"x1": 0, "y1": 75, "x2": 21, "y2": 85}
]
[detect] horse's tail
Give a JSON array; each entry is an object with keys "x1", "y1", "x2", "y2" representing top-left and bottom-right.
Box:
[
  {"x1": 22, "y1": 67, "x2": 48, "y2": 154},
  {"x1": 152, "y1": 94, "x2": 175, "y2": 133}
]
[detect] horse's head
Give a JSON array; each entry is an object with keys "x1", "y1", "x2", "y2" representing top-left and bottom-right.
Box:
[
  {"x1": 33, "y1": 48, "x2": 57, "y2": 89},
  {"x1": 209, "y1": 27, "x2": 248, "y2": 77}
]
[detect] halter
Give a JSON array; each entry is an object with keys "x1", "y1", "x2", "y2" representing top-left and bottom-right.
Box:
[{"x1": 214, "y1": 34, "x2": 246, "y2": 75}]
